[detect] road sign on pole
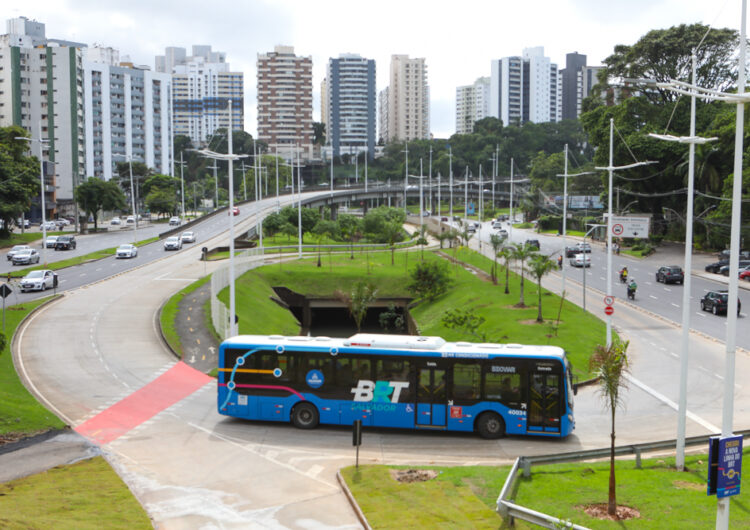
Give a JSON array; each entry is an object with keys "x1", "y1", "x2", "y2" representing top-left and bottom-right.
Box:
[
  {"x1": 0, "y1": 282, "x2": 11, "y2": 332},
  {"x1": 610, "y1": 216, "x2": 650, "y2": 238},
  {"x1": 604, "y1": 295, "x2": 615, "y2": 306},
  {"x1": 604, "y1": 306, "x2": 614, "y2": 316}
]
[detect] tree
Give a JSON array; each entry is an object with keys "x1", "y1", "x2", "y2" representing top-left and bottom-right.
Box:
[
  {"x1": 0, "y1": 126, "x2": 40, "y2": 237},
  {"x1": 527, "y1": 254, "x2": 557, "y2": 322},
  {"x1": 313, "y1": 122, "x2": 326, "y2": 146},
  {"x1": 336, "y1": 281, "x2": 377, "y2": 332},
  {"x1": 590, "y1": 338, "x2": 630, "y2": 517},
  {"x1": 74, "y1": 177, "x2": 127, "y2": 231},
  {"x1": 407, "y1": 260, "x2": 452, "y2": 302},
  {"x1": 460, "y1": 223, "x2": 475, "y2": 247},
  {"x1": 441, "y1": 308, "x2": 487, "y2": 342},
  {"x1": 146, "y1": 189, "x2": 178, "y2": 218},
  {"x1": 381, "y1": 221, "x2": 405, "y2": 265},
  {"x1": 489, "y1": 234, "x2": 504, "y2": 284},
  {"x1": 511, "y1": 243, "x2": 536, "y2": 307},
  {"x1": 498, "y1": 245, "x2": 514, "y2": 294},
  {"x1": 338, "y1": 214, "x2": 361, "y2": 259},
  {"x1": 312, "y1": 219, "x2": 338, "y2": 267},
  {"x1": 378, "y1": 303, "x2": 405, "y2": 332}
]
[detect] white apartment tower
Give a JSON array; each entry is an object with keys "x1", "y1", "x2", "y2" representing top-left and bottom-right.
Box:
[
  {"x1": 0, "y1": 17, "x2": 86, "y2": 219},
  {"x1": 257, "y1": 46, "x2": 313, "y2": 160},
  {"x1": 84, "y1": 47, "x2": 172, "y2": 181},
  {"x1": 455, "y1": 77, "x2": 490, "y2": 134},
  {"x1": 490, "y1": 47, "x2": 560, "y2": 126},
  {"x1": 156, "y1": 45, "x2": 243, "y2": 147},
  {"x1": 382, "y1": 55, "x2": 429, "y2": 142},
  {"x1": 323, "y1": 54, "x2": 376, "y2": 159}
]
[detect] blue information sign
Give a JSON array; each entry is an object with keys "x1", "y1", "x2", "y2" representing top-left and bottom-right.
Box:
[
  {"x1": 708, "y1": 435, "x2": 743, "y2": 498},
  {"x1": 467, "y1": 202, "x2": 475, "y2": 215}
]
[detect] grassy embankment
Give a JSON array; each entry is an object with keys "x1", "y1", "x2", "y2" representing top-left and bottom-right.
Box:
[
  {"x1": 217, "y1": 247, "x2": 605, "y2": 380},
  {"x1": 341, "y1": 448, "x2": 750, "y2": 528}
]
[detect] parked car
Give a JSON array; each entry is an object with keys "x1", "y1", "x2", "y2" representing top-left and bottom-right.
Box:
[
  {"x1": 16, "y1": 218, "x2": 30, "y2": 228},
  {"x1": 54, "y1": 235, "x2": 76, "y2": 250},
  {"x1": 718, "y1": 249, "x2": 750, "y2": 260},
  {"x1": 45, "y1": 235, "x2": 59, "y2": 248},
  {"x1": 7, "y1": 245, "x2": 32, "y2": 261},
  {"x1": 569, "y1": 253, "x2": 591, "y2": 267},
  {"x1": 701, "y1": 290, "x2": 741, "y2": 316},
  {"x1": 42, "y1": 221, "x2": 57, "y2": 231},
  {"x1": 116, "y1": 244, "x2": 138, "y2": 259},
  {"x1": 110, "y1": 217, "x2": 121, "y2": 225},
  {"x1": 55, "y1": 218, "x2": 70, "y2": 227},
  {"x1": 126, "y1": 216, "x2": 135, "y2": 224},
  {"x1": 169, "y1": 216, "x2": 181, "y2": 226},
  {"x1": 740, "y1": 268, "x2": 750, "y2": 281},
  {"x1": 20, "y1": 269, "x2": 58, "y2": 292},
  {"x1": 12, "y1": 248, "x2": 40, "y2": 265},
  {"x1": 719, "y1": 260, "x2": 750, "y2": 276},
  {"x1": 164, "y1": 236, "x2": 182, "y2": 251},
  {"x1": 180, "y1": 231, "x2": 196, "y2": 244},
  {"x1": 525, "y1": 239, "x2": 540, "y2": 250},
  {"x1": 656, "y1": 265, "x2": 685, "y2": 284},
  {"x1": 705, "y1": 260, "x2": 728, "y2": 274}
]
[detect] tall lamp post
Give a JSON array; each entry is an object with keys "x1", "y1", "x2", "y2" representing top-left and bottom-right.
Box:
[
  {"x1": 15, "y1": 121, "x2": 48, "y2": 265},
  {"x1": 113, "y1": 154, "x2": 139, "y2": 244},
  {"x1": 195, "y1": 99, "x2": 248, "y2": 337}
]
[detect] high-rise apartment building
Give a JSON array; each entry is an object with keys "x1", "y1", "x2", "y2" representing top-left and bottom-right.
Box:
[
  {"x1": 577, "y1": 65, "x2": 604, "y2": 115},
  {"x1": 156, "y1": 45, "x2": 243, "y2": 147},
  {"x1": 560, "y1": 52, "x2": 604, "y2": 120},
  {"x1": 0, "y1": 16, "x2": 86, "y2": 218},
  {"x1": 257, "y1": 46, "x2": 313, "y2": 160},
  {"x1": 455, "y1": 77, "x2": 490, "y2": 135},
  {"x1": 323, "y1": 54, "x2": 376, "y2": 160},
  {"x1": 490, "y1": 47, "x2": 560, "y2": 126},
  {"x1": 381, "y1": 55, "x2": 429, "y2": 142},
  {"x1": 84, "y1": 47, "x2": 172, "y2": 181},
  {"x1": 378, "y1": 87, "x2": 389, "y2": 144}
]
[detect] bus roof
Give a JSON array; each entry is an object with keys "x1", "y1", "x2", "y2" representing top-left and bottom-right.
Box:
[{"x1": 221, "y1": 333, "x2": 567, "y2": 360}]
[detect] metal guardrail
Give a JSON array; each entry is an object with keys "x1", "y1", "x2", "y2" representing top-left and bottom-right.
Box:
[{"x1": 496, "y1": 429, "x2": 750, "y2": 528}]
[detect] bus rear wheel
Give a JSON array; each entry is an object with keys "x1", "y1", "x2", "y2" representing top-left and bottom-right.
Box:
[
  {"x1": 292, "y1": 402, "x2": 319, "y2": 429},
  {"x1": 477, "y1": 412, "x2": 505, "y2": 439}
]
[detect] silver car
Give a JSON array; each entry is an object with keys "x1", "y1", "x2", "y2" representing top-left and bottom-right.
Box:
[
  {"x1": 164, "y1": 236, "x2": 182, "y2": 251},
  {"x1": 180, "y1": 231, "x2": 196, "y2": 243},
  {"x1": 7, "y1": 244, "x2": 31, "y2": 261},
  {"x1": 45, "y1": 235, "x2": 59, "y2": 248},
  {"x1": 20, "y1": 269, "x2": 58, "y2": 292},
  {"x1": 116, "y1": 244, "x2": 138, "y2": 259},
  {"x1": 12, "y1": 248, "x2": 40, "y2": 265}
]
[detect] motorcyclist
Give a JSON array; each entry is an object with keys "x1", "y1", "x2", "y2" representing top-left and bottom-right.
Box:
[
  {"x1": 619, "y1": 266, "x2": 628, "y2": 283},
  {"x1": 627, "y1": 279, "x2": 637, "y2": 299}
]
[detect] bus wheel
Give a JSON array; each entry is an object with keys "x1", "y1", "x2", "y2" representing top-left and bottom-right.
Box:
[
  {"x1": 477, "y1": 412, "x2": 505, "y2": 439},
  {"x1": 292, "y1": 402, "x2": 319, "y2": 429}
]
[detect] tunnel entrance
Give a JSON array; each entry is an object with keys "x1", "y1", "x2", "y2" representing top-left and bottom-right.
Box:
[{"x1": 273, "y1": 287, "x2": 414, "y2": 337}]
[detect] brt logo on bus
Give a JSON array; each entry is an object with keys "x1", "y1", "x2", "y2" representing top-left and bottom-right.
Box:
[{"x1": 351, "y1": 380, "x2": 409, "y2": 403}]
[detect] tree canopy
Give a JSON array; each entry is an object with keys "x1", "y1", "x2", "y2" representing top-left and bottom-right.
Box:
[
  {"x1": 74, "y1": 177, "x2": 127, "y2": 230},
  {"x1": 0, "y1": 126, "x2": 40, "y2": 236}
]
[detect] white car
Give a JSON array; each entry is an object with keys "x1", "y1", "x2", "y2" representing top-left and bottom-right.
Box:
[
  {"x1": 110, "y1": 217, "x2": 121, "y2": 225},
  {"x1": 20, "y1": 269, "x2": 58, "y2": 292},
  {"x1": 169, "y1": 216, "x2": 181, "y2": 226},
  {"x1": 45, "y1": 235, "x2": 59, "y2": 248},
  {"x1": 569, "y1": 253, "x2": 591, "y2": 268},
  {"x1": 116, "y1": 244, "x2": 138, "y2": 259},
  {"x1": 12, "y1": 248, "x2": 40, "y2": 265},
  {"x1": 42, "y1": 221, "x2": 57, "y2": 231},
  {"x1": 126, "y1": 216, "x2": 135, "y2": 224},
  {"x1": 164, "y1": 236, "x2": 182, "y2": 251},
  {"x1": 498, "y1": 229, "x2": 509, "y2": 239},
  {"x1": 7, "y1": 244, "x2": 32, "y2": 261},
  {"x1": 180, "y1": 231, "x2": 196, "y2": 244}
]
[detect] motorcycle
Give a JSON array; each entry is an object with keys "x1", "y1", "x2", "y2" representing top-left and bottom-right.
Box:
[
  {"x1": 619, "y1": 272, "x2": 628, "y2": 284},
  {"x1": 627, "y1": 286, "x2": 636, "y2": 300}
]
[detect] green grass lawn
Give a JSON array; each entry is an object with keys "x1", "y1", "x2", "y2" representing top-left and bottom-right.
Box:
[
  {"x1": 0, "y1": 231, "x2": 67, "y2": 248},
  {"x1": 0, "y1": 297, "x2": 67, "y2": 437},
  {"x1": 0, "y1": 456, "x2": 152, "y2": 529},
  {"x1": 159, "y1": 275, "x2": 213, "y2": 357},
  {"x1": 222, "y1": 248, "x2": 605, "y2": 380},
  {"x1": 343, "y1": 448, "x2": 750, "y2": 528}
]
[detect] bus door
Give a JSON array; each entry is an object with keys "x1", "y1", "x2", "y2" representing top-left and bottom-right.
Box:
[
  {"x1": 527, "y1": 369, "x2": 561, "y2": 433},
  {"x1": 415, "y1": 361, "x2": 447, "y2": 428}
]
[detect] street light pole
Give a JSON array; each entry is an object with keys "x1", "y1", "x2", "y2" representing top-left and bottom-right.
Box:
[
  {"x1": 179, "y1": 151, "x2": 186, "y2": 225},
  {"x1": 448, "y1": 145, "x2": 453, "y2": 220},
  {"x1": 16, "y1": 122, "x2": 48, "y2": 265},
  {"x1": 403, "y1": 142, "x2": 408, "y2": 212}
]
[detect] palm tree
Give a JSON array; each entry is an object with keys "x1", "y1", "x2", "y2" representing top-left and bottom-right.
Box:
[
  {"x1": 511, "y1": 243, "x2": 536, "y2": 307},
  {"x1": 382, "y1": 221, "x2": 404, "y2": 265},
  {"x1": 527, "y1": 254, "x2": 556, "y2": 322},
  {"x1": 461, "y1": 223, "x2": 474, "y2": 247},
  {"x1": 590, "y1": 339, "x2": 630, "y2": 517},
  {"x1": 498, "y1": 245, "x2": 514, "y2": 294},
  {"x1": 489, "y1": 234, "x2": 504, "y2": 284}
]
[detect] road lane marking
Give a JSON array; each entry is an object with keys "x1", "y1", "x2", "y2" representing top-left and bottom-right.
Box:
[
  {"x1": 624, "y1": 373, "x2": 719, "y2": 433},
  {"x1": 671, "y1": 303, "x2": 680, "y2": 308},
  {"x1": 650, "y1": 295, "x2": 658, "y2": 299},
  {"x1": 664, "y1": 288, "x2": 672, "y2": 292}
]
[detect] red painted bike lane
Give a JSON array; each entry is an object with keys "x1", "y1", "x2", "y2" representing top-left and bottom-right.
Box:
[{"x1": 75, "y1": 362, "x2": 213, "y2": 445}]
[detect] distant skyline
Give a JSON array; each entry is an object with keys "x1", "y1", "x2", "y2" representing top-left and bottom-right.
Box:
[{"x1": 7, "y1": 0, "x2": 745, "y2": 139}]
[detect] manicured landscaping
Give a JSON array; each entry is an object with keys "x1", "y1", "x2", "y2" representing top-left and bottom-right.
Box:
[
  {"x1": 0, "y1": 456, "x2": 152, "y2": 529},
  {"x1": 342, "y1": 448, "x2": 750, "y2": 529},
  {"x1": 0, "y1": 231, "x2": 66, "y2": 248},
  {"x1": 159, "y1": 275, "x2": 212, "y2": 357},
  {"x1": 222, "y1": 248, "x2": 606, "y2": 380},
  {"x1": 0, "y1": 297, "x2": 66, "y2": 438}
]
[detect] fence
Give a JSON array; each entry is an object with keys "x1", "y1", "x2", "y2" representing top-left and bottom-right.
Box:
[{"x1": 496, "y1": 429, "x2": 750, "y2": 529}]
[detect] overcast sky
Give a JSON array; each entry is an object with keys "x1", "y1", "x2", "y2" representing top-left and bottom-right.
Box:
[{"x1": 8, "y1": 0, "x2": 744, "y2": 139}]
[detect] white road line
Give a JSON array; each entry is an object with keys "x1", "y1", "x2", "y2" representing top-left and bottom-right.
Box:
[
  {"x1": 624, "y1": 373, "x2": 719, "y2": 433},
  {"x1": 664, "y1": 288, "x2": 672, "y2": 292},
  {"x1": 671, "y1": 303, "x2": 680, "y2": 308},
  {"x1": 649, "y1": 295, "x2": 658, "y2": 299},
  {"x1": 669, "y1": 352, "x2": 679, "y2": 358},
  {"x1": 696, "y1": 312, "x2": 706, "y2": 317}
]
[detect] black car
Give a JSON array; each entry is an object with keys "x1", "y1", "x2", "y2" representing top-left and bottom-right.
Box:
[
  {"x1": 719, "y1": 260, "x2": 750, "y2": 276},
  {"x1": 54, "y1": 235, "x2": 77, "y2": 250},
  {"x1": 700, "y1": 290, "x2": 741, "y2": 316},
  {"x1": 565, "y1": 246, "x2": 579, "y2": 257},
  {"x1": 705, "y1": 260, "x2": 728, "y2": 273},
  {"x1": 656, "y1": 265, "x2": 684, "y2": 284},
  {"x1": 525, "y1": 239, "x2": 540, "y2": 250},
  {"x1": 718, "y1": 249, "x2": 750, "y2": 260}
]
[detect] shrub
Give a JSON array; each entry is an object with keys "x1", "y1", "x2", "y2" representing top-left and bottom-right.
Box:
[{"x1": 407, "y1": 260, "x2": 452, "y2": 301}]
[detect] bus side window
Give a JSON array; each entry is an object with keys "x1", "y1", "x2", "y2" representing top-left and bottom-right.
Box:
[
  {"x1": 453, "y1": 363, "x2": 480, "y2": 401},
  {"x1": 484, "y1": 371, "x2": 521, "y2": 404}
]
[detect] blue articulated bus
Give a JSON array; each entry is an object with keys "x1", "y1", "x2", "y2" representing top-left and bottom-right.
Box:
[{"x1": 217, "y1": 333, "x2": 576, "y2": 439}]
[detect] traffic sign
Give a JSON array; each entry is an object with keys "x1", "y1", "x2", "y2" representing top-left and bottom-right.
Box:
[
  {"x1": 612, "y1": 224, "x2": 624, "y2": 236},
  {"x1": 610, "y1": 216, "x2": 650, "y2": 238},
  {"x1": 0, "y1": 283, "x2": 11, "y2": 299},
  {"x1": 604, "y1": 295, "x2": 615, "y2": 306},
  {"x1": 604, "y1": 306, "x2": 614, "y2": 316}
]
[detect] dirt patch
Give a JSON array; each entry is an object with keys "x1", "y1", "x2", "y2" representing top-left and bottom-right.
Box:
[
  {"x1": 581, "y1": 503, "x2": 640, "y2": 521},
  {"x1": 673, "y1": 480, "x2": 703, "y2": 491},
  {"x1": 518, "y1": 319, "x2": 560, "y2": 325},
  {"x1": 390, "y1": 469, "x2": 439, "y2": 483}
]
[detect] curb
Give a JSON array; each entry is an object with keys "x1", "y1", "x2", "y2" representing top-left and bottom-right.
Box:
[
  {"x1": 0, "y1": 427, "x2": 71, "y2": 455},
  {"x1": 336, "y1": 470, "x2": 371, "y2": 530}
]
